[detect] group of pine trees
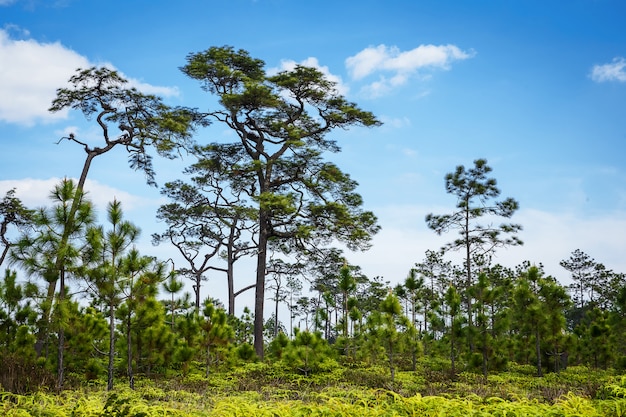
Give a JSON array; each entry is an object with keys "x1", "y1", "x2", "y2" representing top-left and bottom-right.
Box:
[{"x1": 1, "y1": 46, "x2": 625, "y2": 394}]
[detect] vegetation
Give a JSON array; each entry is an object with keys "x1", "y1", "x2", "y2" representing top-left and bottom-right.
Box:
[{"x1": 1, "y1": 46, "x2": 625, "y2": 414}]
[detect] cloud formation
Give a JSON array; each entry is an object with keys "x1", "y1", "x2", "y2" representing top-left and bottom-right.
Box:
[
  {"x1": 0, "y1": 29, "x2": 90, "y2": 125},
  {"x1": 590, "y1": 57, "x2": 626, "y2": 82},
  {"x1": 0, "y1": 29, "x2": 180, "y2": 126},
  {"x1": 346, "y1": 44, "x2": 474, "y2": 97}
]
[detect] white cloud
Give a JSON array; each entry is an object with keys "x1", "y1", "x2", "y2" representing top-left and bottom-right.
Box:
[
  {"x1": 348, "y1": 204, "x2": 626, "y2": 287},
  {"x1": 0, "y1": 177, "x2": 151, "y2": 212},
  {"x1": 0, "y1": 29, "x2": 90, "y2": 125},
  {"x1": 0, "y1": 29, "x2": 180, "y2": 126},
  {"x1": 269, "y1": 57, "x2": 349, "y2": 96},
  {"x1": 345, "y1": 44, "x2": 474, "y2": 97},
  {"x1": 590, "y1": 57, "x2": 626, "y2": 83},
  {"x1": 126, "y1": 77, "x2": 180, "y2": 97}
]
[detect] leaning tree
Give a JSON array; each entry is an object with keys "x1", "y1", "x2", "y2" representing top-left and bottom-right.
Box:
[
  {"x1": 35, "y1": 67, "x2": 198, "y2": 358},
  {"x1": 181, "y1": 46, "x2": 380, "y2": 357}
]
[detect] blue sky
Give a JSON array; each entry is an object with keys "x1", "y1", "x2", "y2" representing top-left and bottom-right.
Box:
[{"x1": 1, "y1": 0, "x2": 625, "y2": 312}]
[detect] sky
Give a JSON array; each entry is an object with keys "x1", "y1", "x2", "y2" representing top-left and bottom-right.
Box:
[{"x1": 1, "y1": 0, "x2": 625, "y2": 316}]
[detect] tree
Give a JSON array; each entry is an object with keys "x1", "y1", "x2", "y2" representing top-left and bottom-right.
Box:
[
  {"x1": 0, "y1": 189, "x2": 34, "y2": 268},
  {"x1": 283, "y1": 328, "x2": 334, "y2": 376},
  {"x1": 181, "y1": 46, "x2": 381, "y2": 357},
  {"x1": 200, "y1": 300, "x2": 234, "y2": 377},
  {"x1": 154, "y1": 150, "x2": 258, "y2": 314},
  {"x1": 444, "y1": 284, "x2": 463, "y2": 375},
  {"x1": 84, "y1": 199, "x2": 140, "y2": 391},
  {"x1": 470, "y1": 270, "x2": 507, "y2": 376},
  {"x1": 115, "y1": 250, "x2": 166, "y2": 389},
  {"x1": 413, "y1": 250, "x2": 452, "y2": 353},
  {"x1": 0, "y1": 270, "x2": 41, "y2": 392},
  {"x1": 10, "y1": 179, "x2": 96, "y2": 391},
  {"x1": 39, "y1": 67, "x2": 197, "y2": 360},
  {"x1": 366, "y1": 292, "x2": 418, "y2": 382},
  {"x1": 162, "y1": 271, "x2": 188, "y2": 330},
  {"x1": 266, "y1": 258, "x2": 303, "y2": 338},
  {"x1": 426, "y1": 158, "x2": 522, "y2": 352},
  {"x1": 511, "y1": 265, "x2": 569, "y2": 376},
  {"x1": 560, "y1": 249, "x2": 597, "y2": 311},
  {"x1": 337, "y1": 264, "x2": 357, "y2": 338}
]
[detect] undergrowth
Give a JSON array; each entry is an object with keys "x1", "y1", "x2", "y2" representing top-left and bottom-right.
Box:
[{"x1": 1, "y1": 363, "x2": 625, "y2": 416}]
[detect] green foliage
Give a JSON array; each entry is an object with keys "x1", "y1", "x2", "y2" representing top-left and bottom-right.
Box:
[
  {"x1": 236, "y1": 343, "x2": 257, "y2": 362},
  {"x1": 282, "y1": 329, "x2": 335, "y2": 376},
  {"x1": 3, "y1": 382, "x2": 626, "y2": 416}
]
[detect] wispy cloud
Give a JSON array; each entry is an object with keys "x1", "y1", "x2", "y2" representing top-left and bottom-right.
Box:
[
  {"x1": 590, "y1": 57, "x2": 626, "y2": 83},
  {"x1": 0, "y1": 29, "x2": 180, "y2": 126},
  {"x1": 379, "y1": 115, "x2": 411, "y2": 129},
  {"x1": 345, "y1": 44, "x2": 475, "y2": 97},
  {"x1": 269, "y1": 57, "x2": 349, "y2": 96}
]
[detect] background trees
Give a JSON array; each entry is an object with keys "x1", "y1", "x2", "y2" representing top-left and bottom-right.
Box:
[{"x1": 2, "y1": 47, "x2": 626, "y2": 395}]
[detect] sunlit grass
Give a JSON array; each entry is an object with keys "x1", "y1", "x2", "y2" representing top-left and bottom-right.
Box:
[{"x1": 2, "y1": 365, "x2": 626, "y2": 416}]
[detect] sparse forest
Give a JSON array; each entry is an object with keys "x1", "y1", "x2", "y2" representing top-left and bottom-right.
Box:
[{"x1": 1, "y1": 47, "x2": 626, "y2": 416}]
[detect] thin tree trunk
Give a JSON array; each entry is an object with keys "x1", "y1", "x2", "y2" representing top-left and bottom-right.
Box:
[
  {"x1": 535, "y1": 328, "x2": 542, "y2": 377},
  {"x1": 194, "y1": 272, "x2": 202, "y2": 314},
  {"x1": 274, "y1": 284, "x2": 280, "y2": 338},
  {"x1": 107, "y1": 303, "x2": 115, "y2": 391},
  {"x1": 56, "y1": 269, "x2": 66, "y2": 392},
  {"x1": 205, "y1": 343, "x2": 211, "y2": 378},
  {"x1": 127, "y1": 311, "x2": 134, "y2": 389},
  {"x1": 0, "y1": 243, "x2": 9, "y2": 268},
  {"x1": 227, "y1": 226, "x2": 235, "y2": 316}
]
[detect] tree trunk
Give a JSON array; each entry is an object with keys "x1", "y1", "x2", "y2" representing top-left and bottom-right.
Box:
[
  {"x1": 205, "y1": 343, "x2": 211, "y2": 378},
  {"x1": 227, "y1": 226, "x2": 236, "y2": 316},
  {"x1": 253, "y1": 211, "x2": 269, "y2": 358},
  {"x1": 107, "y1": 302, "x2": 115, "y2": 391},
  {"x1": 274, "y1": 285, "x2": 280, "y2": 338},
  {"x1": 535, "y1": 328, "x2": 542, "y2": 377},
  {"x1": 127, "y1": 311, "x2": 134, "y2": 389},
  {"x1": 465, "y1": 221, "x2": 475, "y2": 354},
  {"x1": 0, "y1": 243, "x2": 9, "y2": 268},
  {"x1": 194, "y1": 272, "x2": 202, "y2": 314},
  {"x1": 388, "y1": 340, "x2": 395, "y2": 383},
  {"x1": 56, "y1": 269, "x2": 66, "y2": 392}
]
